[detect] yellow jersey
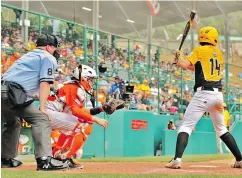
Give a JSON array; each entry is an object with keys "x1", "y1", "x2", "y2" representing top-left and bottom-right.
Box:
[
  {"x1": 139, "y1": 84, "x2": 150, "y2": 92},
  {"x1": 186, "y1": 45, "x2": 224, "y2": 91}
]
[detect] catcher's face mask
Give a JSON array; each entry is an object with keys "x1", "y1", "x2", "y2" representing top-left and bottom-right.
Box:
[
  {"x1": 53, "y1": 49, "x2": 61, "y2": 60},
  {"x1": 87, "y1": 77, "x2": 95, "y2": 87},
  {"x1": 52, "y1": 36, "x2": 62, "y2": 60}
]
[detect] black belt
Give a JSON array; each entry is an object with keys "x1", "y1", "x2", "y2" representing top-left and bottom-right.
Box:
[
  {"x1": 1, "y1": 80, "x2": 19, "y2": 85},
  {"x1": 1, "y1": 80, "x2": 12, "y2": 85},
  {"x1": 1, "y1": 80, "x2": 8, "y2": 85},
  {"x1": 195, "y1": 86, "x2": 222, "y2": 92}
]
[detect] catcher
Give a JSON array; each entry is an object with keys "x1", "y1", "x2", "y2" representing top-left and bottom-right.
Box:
[{"x1": 46, "y1": 64, "x2": 124, "y2": 168}]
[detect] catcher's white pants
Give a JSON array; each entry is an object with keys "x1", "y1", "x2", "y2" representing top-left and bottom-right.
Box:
[
  {"x1": 46, "y1": 109, "x2": 90, "y2": 135},
  {"x1": 179, "y1": 88, "x2": 228, "y2": 137}
]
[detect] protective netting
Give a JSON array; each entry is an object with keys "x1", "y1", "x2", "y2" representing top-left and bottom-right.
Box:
[{"x1": 1, "y1": 3, "x2": 241, "y2": 118}]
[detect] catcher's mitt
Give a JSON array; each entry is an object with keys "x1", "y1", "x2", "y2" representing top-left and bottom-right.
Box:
[{"x1": 102, "y1": 99, "x2": 125, "y2": 115}]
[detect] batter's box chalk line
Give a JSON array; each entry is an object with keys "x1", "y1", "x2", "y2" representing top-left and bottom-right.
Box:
[
  {"x1": 138, "y1": 168, "x2": 167, "y2": 174},
  {"x1": 190, "y1": 165, "x2": 218, "y2": 168},
  {"x1": 179, "y1": 169, "x2": 207, "y2": 173},
  {"x1": 139, "y1": 168, "x2": 207, "y2": 174}
]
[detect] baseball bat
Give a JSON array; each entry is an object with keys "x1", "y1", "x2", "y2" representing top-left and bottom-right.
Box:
[{"x1": 178, "y1": 11, "x2": 196, "y2": 50}]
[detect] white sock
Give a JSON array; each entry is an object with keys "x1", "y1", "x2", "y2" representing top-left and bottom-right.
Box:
[{"x1": 175, "y1": 158, "x2": 181, "y2": 162}]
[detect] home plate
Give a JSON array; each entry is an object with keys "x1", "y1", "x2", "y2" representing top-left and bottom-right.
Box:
[{"x1": 190, "y1": 165, "x2": 218, "y2": 168}]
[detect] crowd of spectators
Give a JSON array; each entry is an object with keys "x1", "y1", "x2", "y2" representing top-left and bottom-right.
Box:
[{"x1": 1, "y1": 24, "x2": 242, "y2": 116}]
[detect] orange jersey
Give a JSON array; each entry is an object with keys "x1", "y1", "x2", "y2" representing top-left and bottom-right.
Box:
[
  {"x1": 46, "y1": 80, "x2": 92, "y2": 122},
  {"x1": 1, "y1": 59, "x2": 6, "y2": 74},
  {"x1": 1, "y1": 52, "x2": 8, "y2": 74},
  {"x1": 4, "y1": 53, "x2": 21, "y2": 72}
]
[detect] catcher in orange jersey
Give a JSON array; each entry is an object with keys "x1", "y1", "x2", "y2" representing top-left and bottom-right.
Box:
[
  {"x1": 46, "y1": 64, "x2": 124, "y2": 168},
  {"x1": 165, "y1": 26, "x2": 242, "y2": 169}
]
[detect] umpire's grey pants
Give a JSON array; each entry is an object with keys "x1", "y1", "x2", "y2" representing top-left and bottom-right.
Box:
[{"x1": 1, "y1": 84, "x2": 52, "y2": 159}]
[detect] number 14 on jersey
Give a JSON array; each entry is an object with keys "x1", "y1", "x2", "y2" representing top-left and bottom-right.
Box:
[{"x1": 210, "y1": 58, "x2": 220, "y2": 76}]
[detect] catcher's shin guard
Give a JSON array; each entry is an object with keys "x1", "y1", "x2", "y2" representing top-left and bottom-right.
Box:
[
  {"x1": 52, "y1": 133, "x2": 74, "y2": 157},
  {"x1": 64, "y1": 133, "x2": 85, "y2": 158},
  {"x1": 51, "y1": 130, "x2": 61, "y2": 148},
  {"x1": 52, "y1": 133, "x2": 67, "y2": 156},
  {"x1": 64, "y1": 124, "x2": 93, "y2": 159},
  {"x1": 52, "y1": 123, "x2": 82, "y2": 157}
]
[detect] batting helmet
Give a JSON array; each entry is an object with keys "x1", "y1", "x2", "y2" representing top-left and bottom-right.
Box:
[{"x1": 198, "y1": 26, "x2": 219, "y2": 46}]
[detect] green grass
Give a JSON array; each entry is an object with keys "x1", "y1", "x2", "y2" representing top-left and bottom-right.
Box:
[
  {"x1": 2, "y1": 170, "x2": 242, "y2": 178},
  {"x1": 17, "y1": 154, "x2": 233, "y2": 163}
]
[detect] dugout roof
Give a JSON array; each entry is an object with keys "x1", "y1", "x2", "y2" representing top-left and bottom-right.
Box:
[{"x1": 2, "y1": 1, "x2": 242, "y2": 35}]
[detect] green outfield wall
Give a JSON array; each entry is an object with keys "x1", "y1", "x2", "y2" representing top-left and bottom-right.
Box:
[{"x1": 83, "y1": 110, "x2": 242, "y2": 157}]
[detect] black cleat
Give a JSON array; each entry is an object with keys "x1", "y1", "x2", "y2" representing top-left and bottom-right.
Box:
[
  {"x1": 1, "y1": 158, "x2": 23, "y2": 168},
  {"x1": 63, "y1": 158, "x2": 83, "y2": 169},
  {"x1": 36, "y1": 156, "x2": 68, "y2": 171}
]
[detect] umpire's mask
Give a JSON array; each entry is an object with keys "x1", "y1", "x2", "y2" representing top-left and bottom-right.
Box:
[{"x1": 36, "y1": 34, "x2": 62, "y2": 60}]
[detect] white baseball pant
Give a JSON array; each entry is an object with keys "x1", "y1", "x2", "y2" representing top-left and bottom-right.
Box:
[
  {"x1": 46, "y1": 109, "x2": 90, "y2": 135},
  {"x1": 179, "y1": 88, "x2": 228, "y2": 137}
]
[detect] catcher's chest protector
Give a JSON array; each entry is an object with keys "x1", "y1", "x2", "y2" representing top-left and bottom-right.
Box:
[{"x1": 46, "y1": 83, "x2": 87, "y2": 113}]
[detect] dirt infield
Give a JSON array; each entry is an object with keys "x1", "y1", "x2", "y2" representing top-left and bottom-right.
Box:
[{"x1": 8, "y1": 160, "x2": 242, "y2": 175}]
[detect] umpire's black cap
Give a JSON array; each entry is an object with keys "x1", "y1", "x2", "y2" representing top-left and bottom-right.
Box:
[{"x1": 36, "y1": 34, "x2": 62, "y2": 48}]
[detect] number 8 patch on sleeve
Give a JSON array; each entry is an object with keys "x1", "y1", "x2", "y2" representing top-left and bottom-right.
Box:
[{"x1": 48, "y1": 68, "x2": 53, "y2": 75}]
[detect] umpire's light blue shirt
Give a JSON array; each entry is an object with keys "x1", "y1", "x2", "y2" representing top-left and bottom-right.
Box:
[{"x1": 2, "y1": 49, "x2": 57, "y2": 96}]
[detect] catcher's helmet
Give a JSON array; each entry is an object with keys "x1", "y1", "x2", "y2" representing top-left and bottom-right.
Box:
[
  {"x1": 72, "y1": 64, "x2": 97, "y2": 92},
  {"x1": 198, "y1": 26, "x2": 219, "y2": 46}
]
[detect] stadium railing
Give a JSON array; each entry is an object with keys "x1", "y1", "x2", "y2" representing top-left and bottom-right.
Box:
[{"x1": 1, "y1": 4, "x2": 241, "y2": 115}]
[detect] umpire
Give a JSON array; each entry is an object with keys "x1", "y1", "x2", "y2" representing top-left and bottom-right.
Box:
[{"x1": 1, "y1": 34, "x2": 68, "y2": 171}]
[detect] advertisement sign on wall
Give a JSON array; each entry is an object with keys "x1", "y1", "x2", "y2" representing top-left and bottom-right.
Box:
[{"x1": 131, "y1": 120, "x2": 147, "y2": 130}]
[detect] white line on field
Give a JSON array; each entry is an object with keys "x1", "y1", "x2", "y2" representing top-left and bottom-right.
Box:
[
  {"x1": 190, "y1": 165, "x2": 218, "y2": 168},
  {"x1": 179, "y1": 169, "x2": 207, "y2": 173},
  {"x1": 139, "y1": 168, "x2": 168, "y2": 174},
  {"x1": 139, "y1": 168, "x2": 207, "y2": 174}
]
